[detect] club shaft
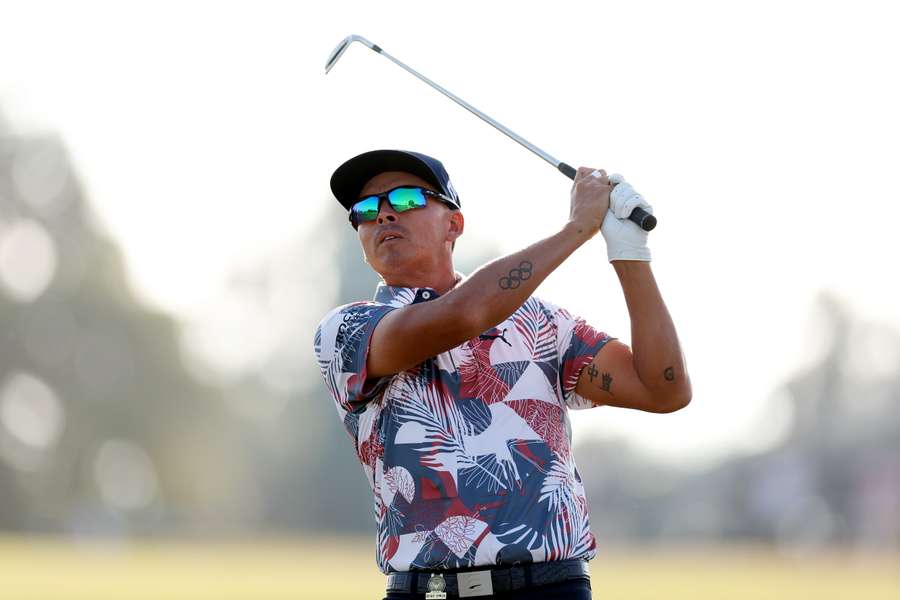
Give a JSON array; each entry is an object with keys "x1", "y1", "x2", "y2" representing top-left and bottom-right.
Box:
[
  {"x1": 334, "y1": 37, "x2": 657, "y2": 231},
  {"x1": 375, "y1": 47, "x2": 564, "y2": 170}
]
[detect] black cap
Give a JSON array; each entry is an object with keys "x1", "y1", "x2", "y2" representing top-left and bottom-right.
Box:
[{"x1": 330, "y1": 149, "x2": 461, "y2": 211}]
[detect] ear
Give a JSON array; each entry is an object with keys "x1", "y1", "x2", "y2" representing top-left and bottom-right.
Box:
[{"x1": 446, "y1": 210, "x2": 465, "y2": 243}]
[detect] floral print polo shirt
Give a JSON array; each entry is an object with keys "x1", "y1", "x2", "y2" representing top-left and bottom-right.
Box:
[{"x1": 314, "y1": 279, "x2": 613, "y2": 573}]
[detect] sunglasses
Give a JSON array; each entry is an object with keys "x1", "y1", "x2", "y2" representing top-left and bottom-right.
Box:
[{"x1": 349, "y1": 185, "x2": 457, "y2": 229}]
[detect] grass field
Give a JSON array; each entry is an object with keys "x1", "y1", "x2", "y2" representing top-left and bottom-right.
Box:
[{"x1": 1, "y1": 536, "x2": 898, "y2": 599}]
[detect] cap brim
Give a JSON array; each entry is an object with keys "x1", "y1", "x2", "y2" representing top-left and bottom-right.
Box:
[{"x1": 330, "y1": 149, "x2": 447, "y2": 211}]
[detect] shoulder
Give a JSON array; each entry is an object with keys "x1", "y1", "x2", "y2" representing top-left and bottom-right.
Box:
[
  {"x1": 314, "y1": 301, "x2": 394, "y2": 350},
  {"x1": 525, "y1": 296, "x2": 610, "y2": 347},
  {"x1": 516, "y1": 295, "x2": 571, "y2": 321},
  {"x1": 317, "y1": 301, "x2": 390, "y2": 329}
]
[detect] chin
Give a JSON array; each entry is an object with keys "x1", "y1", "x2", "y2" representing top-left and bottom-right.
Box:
[
  {"x1": 373, "y1": 258, "x2": 411, "y2": 276},
  {"x1": 368, "y1": 249, "x2": 414, "y2": 276}
]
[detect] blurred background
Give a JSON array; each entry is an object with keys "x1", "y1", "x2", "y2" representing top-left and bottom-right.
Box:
[{"x1": 0, "y1": 1, "x2": 898, "y2": 598}]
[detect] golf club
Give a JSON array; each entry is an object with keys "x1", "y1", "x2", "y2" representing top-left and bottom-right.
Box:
[{"x1": 325, "y1": 34, "x2": 657, "y2": 231}]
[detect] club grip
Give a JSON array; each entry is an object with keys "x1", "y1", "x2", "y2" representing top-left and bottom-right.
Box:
[{"x1": 557, "y1": 161, "x2": 657, "y2": 231}]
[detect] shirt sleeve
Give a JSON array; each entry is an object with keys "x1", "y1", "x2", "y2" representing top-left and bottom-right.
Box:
[
  {"x1": 313, "y1": 301, "x2": 397, "y2": 415},
  {"x1": 552, "y1": 304, "x2": 615, "y2": 410}
]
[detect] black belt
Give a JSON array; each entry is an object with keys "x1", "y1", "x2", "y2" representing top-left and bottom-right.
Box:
[{"x1": 386, "y1": 559, "x2": 589, "y2": 597}]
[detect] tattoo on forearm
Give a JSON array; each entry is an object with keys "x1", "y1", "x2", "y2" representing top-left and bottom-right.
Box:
[
  {"x1": 664, "y1": 367, "x2": 675, "y2": 381},
  {"x1": 498, "y1": 261, "x2": 533, "y2": 290}
]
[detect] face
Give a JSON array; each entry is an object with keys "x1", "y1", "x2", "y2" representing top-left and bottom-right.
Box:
[{"x1": 355, "y1": 171, "x2": 463, "y2": 278}]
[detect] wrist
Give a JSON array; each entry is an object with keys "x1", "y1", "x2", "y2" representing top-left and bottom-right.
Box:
[
  {"x1": 608, "y1": 248, "x2": 651, "y2": 262},
  {"x1": 612, "y1": 260, "x2": 652, "y2": 276},
  {"x1": 563, "y1": 219, "x2": 598, "y2": 243}
]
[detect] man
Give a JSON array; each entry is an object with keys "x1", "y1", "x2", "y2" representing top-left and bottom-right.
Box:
[{"x1": 314, "y1": 149, "x2": 691, "y2": 599}]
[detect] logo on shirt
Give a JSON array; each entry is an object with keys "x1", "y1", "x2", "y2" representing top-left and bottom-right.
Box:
[
  {"x1": 335, "y1": 312, "x2": 354, "y2": 347},
  {"x1": 478, "y1": 328, "x2": 512, "y2": 347}
]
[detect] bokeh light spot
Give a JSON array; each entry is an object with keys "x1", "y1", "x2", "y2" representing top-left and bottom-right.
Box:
[
  {"x1": 0, "y1": 371, "x2": 65, "y2": 449},
  {"x1": 0, "y1": 218, "x2": 58, "y2": 302},
  {"x1": 11, "y1": 143, "x2": 71, "y2": 217},
  {"x1": 93, "y1": 439, "x2": 159, "y2": 512},
  {"x1": 0, "y1": 371, "x2": 65, "y2": 471}
]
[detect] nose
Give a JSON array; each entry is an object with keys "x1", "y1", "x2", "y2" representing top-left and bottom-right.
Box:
[{"x1": 376, "y1": 197, "x2": 398, "y2": 224}]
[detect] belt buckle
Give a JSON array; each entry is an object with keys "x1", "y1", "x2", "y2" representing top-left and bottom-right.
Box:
[
  {"x1": 457, "y1": 570, "x2": 493, "y2": 598},
  {"x1": 425, "y1": 573, "x2": 447, "y2": 599}
]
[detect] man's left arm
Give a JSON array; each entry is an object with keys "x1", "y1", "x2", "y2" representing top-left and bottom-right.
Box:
[
  {"x1": 574, "y1": 170, "x2": 692, "y2": 413},
  {"x1": 576, "y1": 262, "x2": 691, "y2": 413}
]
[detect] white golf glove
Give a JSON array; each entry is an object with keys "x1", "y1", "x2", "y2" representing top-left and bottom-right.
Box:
[{"x1": 601, "y1": 173, "x2": 652, "y2": 262}]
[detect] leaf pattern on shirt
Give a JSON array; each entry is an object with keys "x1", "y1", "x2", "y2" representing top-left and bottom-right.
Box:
[
  {"x1": 384, "y1": 466, "x2": 416, "y2": 504},
  {"x1": 539, "y1": 459, "x2": 593, "y2": 561},
  {"x1": 507, "y1": 399, "x2": 569, "y2": 459},
  {"x1": 460, "y1": 452, "x2": 517, "y2": 493},
  {"x1": 493, "y1": 361, "x2": 530, "y2": 389},
  {"x1": 559, "y1": 316, "x2": 613, "y2": 405},
  {"x1": 315, "y1": 290, "x2": 612, "y2": 573},
  {"x1": 393, "y1": 371, "x2": 507, "y2": 492},
  {"x1": 513, "y1": 298, "x2": 557, "y2": 361},
  {"x1": 318, "y1": 303, "x2": 391, "y2": 413},
  {"x1": 458, "y1": 336, "x2": 510, "y2": 405},
  {"x1": 434, "y1": 515, "x2": 484, "y2": 557},
  {"x1": 495, "y1": 521, "x2": 544, "y2": 551}
]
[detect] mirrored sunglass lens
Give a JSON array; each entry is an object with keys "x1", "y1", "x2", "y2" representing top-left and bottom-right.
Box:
[
  {"x1": 388, "y1": 187, "x2": 427, "y2": 212},
  {"x1": 353, "y1": 197, "x2": 380, "y2": 222}
]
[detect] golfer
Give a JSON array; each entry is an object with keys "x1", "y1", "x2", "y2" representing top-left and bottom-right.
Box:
[{"x1": 314, "y1": 149, "x2": 691, "y2": 599}]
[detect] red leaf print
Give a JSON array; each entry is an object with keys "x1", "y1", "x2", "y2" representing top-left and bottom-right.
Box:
[
  {"x1": 383, "y1": 534, "x2": 400, "y2": 561},
  {"x1": 507, "y1": 399, "x2": 569, "y2": 458},
  {"x1": 573, "y1": 320, "x2": 610, "y2": 347},
  {"x1": 358, "y1": 429, "x2": 383, "y2": 470},
  {"x1": 458, "y1": 336, "x2": 510, "y2": 404}
]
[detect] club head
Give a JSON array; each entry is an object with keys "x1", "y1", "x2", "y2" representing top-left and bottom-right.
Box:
[{"x1": 325, "y1": 34, "x2": 378, "y2": 74}]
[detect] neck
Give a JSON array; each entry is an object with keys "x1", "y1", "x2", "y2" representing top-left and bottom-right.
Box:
[{"x1": 381, "y1": 265, "x2": 460, "y2": 295}]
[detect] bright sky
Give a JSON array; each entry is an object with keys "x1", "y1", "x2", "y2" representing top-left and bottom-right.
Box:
[{"x1": 1, "y1": 0, "x2": 898, "y2": 469}]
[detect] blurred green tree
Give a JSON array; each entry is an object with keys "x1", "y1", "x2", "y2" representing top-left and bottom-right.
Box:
[{"x1": 0, "y1": 114, "x2": 251, "y2": 537}]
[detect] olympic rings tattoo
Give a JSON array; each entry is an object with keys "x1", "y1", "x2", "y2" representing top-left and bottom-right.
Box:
[{"x1": 498, "y1": 261, "x2": 533, "y2": 290}]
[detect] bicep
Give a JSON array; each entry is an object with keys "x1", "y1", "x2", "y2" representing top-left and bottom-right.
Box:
[{"x1": 574, "y1": 340, "x2": 671, "y2": 413}]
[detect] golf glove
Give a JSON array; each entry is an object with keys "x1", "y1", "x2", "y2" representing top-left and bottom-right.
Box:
[{"x1": 601, "y1": 174, "x2": 652, "y2": 262}]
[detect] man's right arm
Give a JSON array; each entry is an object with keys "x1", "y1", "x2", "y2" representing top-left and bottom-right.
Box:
[{"x1": 367, "y1": 168, "x2": 612, "y2": 378}]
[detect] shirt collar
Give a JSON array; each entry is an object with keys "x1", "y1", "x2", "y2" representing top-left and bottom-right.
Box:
[{"x1": 373, "y1": 272, "x2": 464, "y2": 307}]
